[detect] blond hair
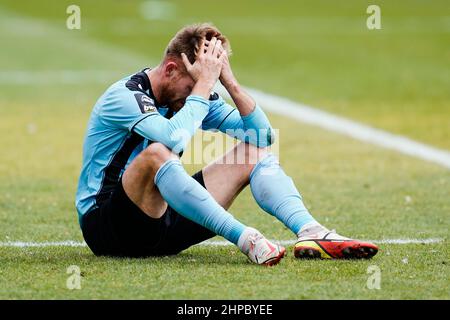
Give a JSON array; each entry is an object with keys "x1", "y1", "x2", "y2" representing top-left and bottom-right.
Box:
[{"x1": 164, "y1": 23, "x2": 231, "y2": 64}]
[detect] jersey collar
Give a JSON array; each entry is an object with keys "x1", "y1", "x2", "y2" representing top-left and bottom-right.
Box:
[{"x1": 141, "y1": 68, "x2": 163, "y2": 109}]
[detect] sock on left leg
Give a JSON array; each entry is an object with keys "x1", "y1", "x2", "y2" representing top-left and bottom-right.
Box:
[
  {"x1": 249, "y1": 154, "x2": 319, "y2": 235},
  {"x1": 154, "y1": 159, "x2": 246, "y2": 245}
]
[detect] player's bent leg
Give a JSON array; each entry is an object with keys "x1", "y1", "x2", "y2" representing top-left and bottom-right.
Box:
[
  {"x1": 202, "y1": 142, "x2": 269, "y2": 209},
  {"x1": 154, "y1": 157, "x2": 285, "y2": 265},
  {"x1": 148, "y1": 142, "x2": 284, "y2": 265},
  {"x1": 80, "y1": 143, "x2": 182, "y2": 257},
  {"x1": 247, "y1": 150, "x2": 378, "y2": 260},
  {"x1": 115, "y1": 142, "x2": 284, "y2": 265},
  {"x1": 198, "y1": 142, "x2": 285, "y2": 265},
  {"x1": 122, "y1": 142, "x2": 177, "y2": 219},
  {"x1": 249, "y1": 153, "x2": 318, "y2": 234}
]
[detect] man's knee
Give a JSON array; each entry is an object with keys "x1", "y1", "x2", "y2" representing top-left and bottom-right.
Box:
[
  {"x1": 231, "y1": 143, "x2": 271, "y2": 184},
  {"x1": 237, "y1": 142, "x2": 269, "y2": 168},
  {"x1": 141, "y1": 143, "x2": 177, "y2": 172}
]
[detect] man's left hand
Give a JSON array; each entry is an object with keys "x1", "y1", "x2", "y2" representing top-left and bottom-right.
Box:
[{"x1": 202, "y1": 40, "x2": 236, "y2": 88}]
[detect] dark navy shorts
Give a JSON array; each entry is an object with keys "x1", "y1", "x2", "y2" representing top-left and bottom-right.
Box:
[{"x1": 81, "y1": 170, "x2": 216, "y2": 258}]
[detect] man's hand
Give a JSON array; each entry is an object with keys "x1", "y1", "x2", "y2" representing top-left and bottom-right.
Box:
[
  {"x1": 218, "y1": 49, "x2": 236, "y2": 88},
  {"x1": 197, "y1": 40, "x2": 236, "y2": 87},
  {"x1": 204, "y1": 41, "x2": 256, "y2": 116},
  {"x1": 187, "y1": 38, "x2": 255, "y2": 115},
  {"x1": 181, "y1": 37, "x2": 226, "y2": 99}
]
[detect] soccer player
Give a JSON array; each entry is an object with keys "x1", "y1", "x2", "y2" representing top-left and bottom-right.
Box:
[{"x1": 76, "y1": 23, "x2": 378, "y2": 265}]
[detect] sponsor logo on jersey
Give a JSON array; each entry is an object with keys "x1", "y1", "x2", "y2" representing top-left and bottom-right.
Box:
[{"x1": 135, "y1": 93, "x2": 157, "y2": 113}]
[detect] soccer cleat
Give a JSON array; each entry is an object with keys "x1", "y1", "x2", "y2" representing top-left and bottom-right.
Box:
[
  {"x1": 242, "y1": 231, "x2": 286, "y2": 266},
  {"x1": 294, "y1": 226, "x2": 378, "y2": 260}
]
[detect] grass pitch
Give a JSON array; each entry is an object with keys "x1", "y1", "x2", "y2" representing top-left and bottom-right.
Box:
[{"x1": 0, "y1": 0, "x2": 448, "y2": 299}]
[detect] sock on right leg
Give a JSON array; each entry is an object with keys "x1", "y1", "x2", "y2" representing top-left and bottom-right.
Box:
[
  {"x1": 297, "y1": 221, "x2": 328, "y2": 238},
  {"x1": 250, "y1": 154, "x2": 319, "y2": 234}
]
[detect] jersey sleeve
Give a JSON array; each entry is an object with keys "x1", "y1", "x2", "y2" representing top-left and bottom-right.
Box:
[
  {"x1": 99, "y1": 84, "x2": 210, "y2": 153},
  {"x1": 99, "y1": 84, "x2": 154, "y2": 131},
  {"x1": 132, "y1": 95, "x2": 209, "y2": 153},
  {"x1": 201, "y1": 93, "x2": 275, "y2": 147}
]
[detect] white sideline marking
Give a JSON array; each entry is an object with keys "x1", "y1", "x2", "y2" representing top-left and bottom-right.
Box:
[
  {"x1": 0, "y1": 238, "x2": 444, "y2": 248},
  {"x1": 202, "y1": 238, "x2": 445, "y2": 246},
  {"x1": 215, "y1": 85, "x2": 450, "y2": 170},
  {"x1": 0, "y1": 241, "x2": 86, "y2": 247}
]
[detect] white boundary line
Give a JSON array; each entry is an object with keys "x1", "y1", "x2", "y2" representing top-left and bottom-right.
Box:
[
  {"x1": 202, "y1": 238, "x2": 445, "y2": 246},
  {"x1": 0, "y1": 241, "x2": 86, "y2": 248},
  {"x1": 0, "y1": 238, "x2": 444, "y2": 248},
  {"x1": 215, "y1": 85, "x2": 450, "y2": 170}
]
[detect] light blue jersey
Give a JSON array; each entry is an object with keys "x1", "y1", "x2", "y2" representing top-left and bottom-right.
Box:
[{"x1": 75, "y1": 69, "x2": 273, "y2": 227}]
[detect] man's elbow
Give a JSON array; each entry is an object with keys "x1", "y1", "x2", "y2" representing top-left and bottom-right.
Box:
[
  {"x1": 156, "y1": 136, "x2": 187, "y2": 155},
  {"x1": 154, "y1": 123, "x2": 192, "y2": 153}
]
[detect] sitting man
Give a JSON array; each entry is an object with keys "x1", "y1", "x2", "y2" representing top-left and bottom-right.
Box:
[{"x1": 75, "y1": 23, "x2": 378, "y2": 265}]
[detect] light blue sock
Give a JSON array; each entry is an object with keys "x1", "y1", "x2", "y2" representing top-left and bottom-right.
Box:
[
  {"x1": 250, "y1": 154, "x2": 318, "y2": 234},
  {"x1": 154, "y1": 159, "x2": 246, "y2": 245}
]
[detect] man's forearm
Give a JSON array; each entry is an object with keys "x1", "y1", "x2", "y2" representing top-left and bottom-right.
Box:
[
  {"x1": 133, "y1": 95, "x2": 209, "y2": 152},
  {"x1": 220, "y1": 78, "x2": 275, "y2": 147},
  {"x1": 191, "y1": 76, "x2": 217, "y2": 99},
  {"x1": 222, "y1": 79, "x2": 255, "y2": 116}
]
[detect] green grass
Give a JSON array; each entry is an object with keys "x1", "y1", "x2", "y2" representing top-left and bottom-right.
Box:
[
  {"x1": 1, "y1": 244, "x2": 448, "y2": 299},
  {"x1": 2, "y1": 0, "x2": 449, "y2": 148},
  {"x1": 0, "y1": 0, "x2": 449, "y2": 299}
]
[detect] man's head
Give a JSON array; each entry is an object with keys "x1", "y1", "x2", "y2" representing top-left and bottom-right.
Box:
[{"x1": 151, "y1": 23, "x2": 231, "y2": 111}]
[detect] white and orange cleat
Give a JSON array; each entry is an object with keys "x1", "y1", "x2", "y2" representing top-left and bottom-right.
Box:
[{"x1": 239, "y1": 228, "x2": 286, "y2": 266}]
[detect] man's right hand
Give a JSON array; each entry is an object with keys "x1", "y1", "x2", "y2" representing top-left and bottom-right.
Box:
[{"x1": 181, "y1": 37, "x2": 226, "y2": 99}]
